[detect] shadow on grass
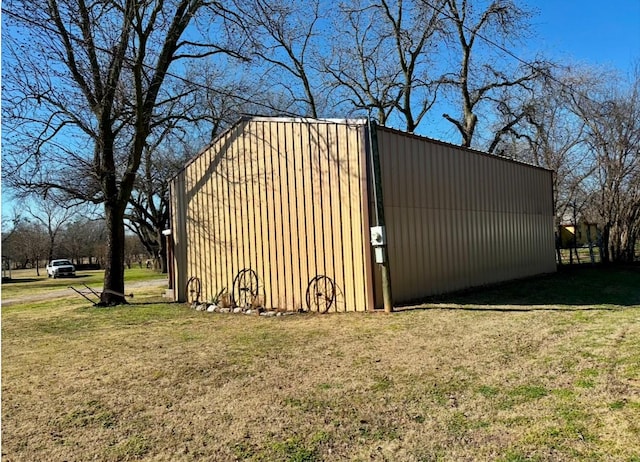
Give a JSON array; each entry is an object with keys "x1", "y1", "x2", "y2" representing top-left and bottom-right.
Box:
[
  {"x1": 88, "y1": 301, "x2": 182, "y2": 308},
  {"x1": 400, "y1": 265, "x2": 640, "y2": 311},
  {"x1": 2, "y1": 274, "x2": 92, "y2": 284},
  {"x1": 1, "y1": 278, "x2": 41, "y2": 284}
]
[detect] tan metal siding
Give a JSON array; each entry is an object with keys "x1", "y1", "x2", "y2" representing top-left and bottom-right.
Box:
[
  {"x1": 178, "y1": 126, "x2": 242, "y2": 304},
  {"x1": 377, "y1": 127, "x2": 555, "y2": 304},
  {"x1": 175, "y1": 119, "x2": 370, "y2": 311}
]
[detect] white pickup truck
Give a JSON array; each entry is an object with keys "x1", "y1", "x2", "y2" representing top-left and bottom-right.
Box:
[{"x1": 46, "y1": 259, "x2": 76, "y2": 278}]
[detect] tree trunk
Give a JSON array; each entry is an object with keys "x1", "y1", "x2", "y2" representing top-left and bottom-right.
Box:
[
  {"x1": 48, "y1": 235, "x2": 55, "y2": 263},
  {"x1": 100, "y1": 204, "x2": 128, "y2": 305},
  {"x1": 600, "y1": 224, "x2": 611, "y2": 264},
  {"x1": 618, "y1": 224, "x2": 637, "y2": 263},
  {"x1": 555, "y1": 226, "x2": 563, "y2": 265},
  {"x1": 586, "y1": 224, "x2": 595, "y2": 264},
  {"x1": 628, "y1": 237, "x2": 638, "y2": 262}
]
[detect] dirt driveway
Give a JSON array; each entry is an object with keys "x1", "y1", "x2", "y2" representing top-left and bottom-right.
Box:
[{"x1": 1, "y1": 278, "x2": 167, "y2": 306}]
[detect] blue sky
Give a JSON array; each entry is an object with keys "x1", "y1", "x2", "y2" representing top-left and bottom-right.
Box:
[
  {"x1": 2, "y1": 1, "x2": 639, "y2": 217},
  {"x1": 527, "y1": 0, "x2": 640, "y2": 73}
]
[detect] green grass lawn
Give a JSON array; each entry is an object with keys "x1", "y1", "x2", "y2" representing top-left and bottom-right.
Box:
[
  {"x1": 2, "y1": 266, "x2": 639, "y2": 461},
  {"x1": 1, "y1": 267, "x2": 164, "y2": 299}
]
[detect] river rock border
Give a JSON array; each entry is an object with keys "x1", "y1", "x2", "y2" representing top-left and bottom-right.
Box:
[{"x1": 190, "y1": 302, "x2": 298, "y2": 317}]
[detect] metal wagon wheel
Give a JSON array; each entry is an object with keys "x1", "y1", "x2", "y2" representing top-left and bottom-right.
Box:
[
  {"x1": 305, "y1": 275, "x2": 336, "y2": 313},
  {"x1": 186, "y1": 276, "x2": 201, "y2": 304},
  {"x1": 232, "y1": 268, "x2": 259, "y2": 308}
]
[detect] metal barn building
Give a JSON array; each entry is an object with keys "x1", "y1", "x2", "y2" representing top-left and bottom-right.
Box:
[{"x1": 167, "y1": 117, "x2": 556, "y2": 312}]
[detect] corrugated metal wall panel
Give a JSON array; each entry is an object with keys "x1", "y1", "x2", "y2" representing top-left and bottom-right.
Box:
[
  {"x1": 377, "y1": 127, "x2": 555, "y2": 303},
  {"x1": 176, "y1": 119, "x2": 370, "y2": 311},
  {"x1": 173, "y1": 118, "x2": 555, "y2": 310}
]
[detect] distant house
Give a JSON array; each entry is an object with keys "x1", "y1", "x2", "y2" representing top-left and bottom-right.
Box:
[
  {"x1": 167, "y1": 117, "x2": 556, "y2": 312},
  {"x1": 559, "y1": 222, "x2": 600, "y2": 248}
]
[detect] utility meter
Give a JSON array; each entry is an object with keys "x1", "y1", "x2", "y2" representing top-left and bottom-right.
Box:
[{"x1": 370, "y1": 226, "x2": 386, "y2": 246}]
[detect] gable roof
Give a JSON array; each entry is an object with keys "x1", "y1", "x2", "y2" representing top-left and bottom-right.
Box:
[{"x1": 171, "y1": 115, "x2": 552, "y2": 180}]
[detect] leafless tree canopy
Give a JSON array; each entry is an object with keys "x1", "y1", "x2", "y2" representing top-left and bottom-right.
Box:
[
  {"x1": 2, "y1": 0, "x2": 638, "y2": 287},
  {"x1": 323, "y1": 0, "x2": 446, "y2": 132},
  {"x1": 571, "y1": 71, "x2": 640, "y2": 262},
  {"x1": 437, "y1": 0, "x2": 551, "y2": 149},
  {"x1": 493, "y1": 66, "x2": 640, "y2": 263},
  {"x1": 2, "y1": 0, "x2": 245, "y2": 303},
  {"x1": 234, "y1": 0, "x2": 327, "y2": 118}
]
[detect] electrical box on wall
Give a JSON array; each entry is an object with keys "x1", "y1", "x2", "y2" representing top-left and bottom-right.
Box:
[
  {"x1": 370, "y1": 226, "x2": 386, "y2": 246},
  {"x1": 374, "y1": 246, "x2": 386, "y2": 263}
]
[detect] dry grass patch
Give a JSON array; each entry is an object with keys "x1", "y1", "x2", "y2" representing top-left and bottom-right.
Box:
[
  {"x1": 2, "y1": 268, "x2": 640, "y2": 461},
  {"x1": 1, "y1": 267, "x2": 163, "y2": 302}
]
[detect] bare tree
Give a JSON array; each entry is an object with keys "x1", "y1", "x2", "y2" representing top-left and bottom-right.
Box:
[
  {"x1": 1, "y1": 208, "x2": 23, "y2": 248},
  {"x1": 194, "y1": 69, "x2": 255, "y2": 139},
  {"x1": 59, "y1": 218, "x2": 107, "y2": 265},
  {"x1": 124, "y1": 57, "x2": 283, "y2": 275},
  {"x1": 571, "y1": 70, "x2": 640, "y2": 263},
  {"x1": 325, "y1": 0, "x2": 445, "y2": 131},
  {"x1": 126, "y1": 143, "x2": 187, "y2": 273},
  {"x1": 234, "y1": 0, "x2": 326, "y2": 118},
  {"x1": 183, "y1": 60, "x2": 291, "y2": 139},
  {"x1": 25, "y1": 197, "x2": 78, "y2": 273},
  {"x1": 324, "y1": 2, "x2": 398, "y2": 125},
  {"x1": 492, "y1": 70, "x2": 594, "y2": 263},
  {"x1": 1, "y1": 218, "x2": 49, "y2": 271},
  {"x1": 2, "y1": 0, "x2": 243, "y2": 304},
  {"x1": 124, "y1": 234, "x2": 149, "y2": 269},
  {"x1": 438, "y1": 0, "x2": 548, "y2": 149}
]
